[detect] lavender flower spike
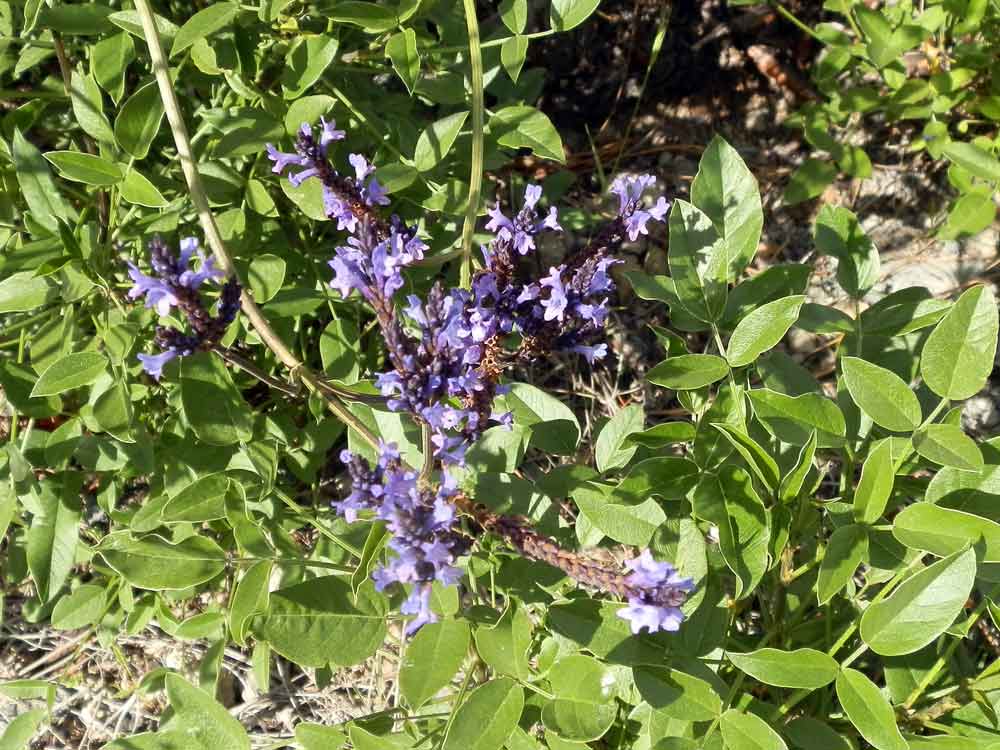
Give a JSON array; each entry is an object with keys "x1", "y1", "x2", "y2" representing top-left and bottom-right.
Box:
[
  {"x1": 486, "y1": 184, "x2": 562, "y2": 256},
  {"x1": 609, "y1": 174, "x2": 670, "y2": 242},
  {"x1": 616, "y1": 550, "x2": 694, "y2": 634}
]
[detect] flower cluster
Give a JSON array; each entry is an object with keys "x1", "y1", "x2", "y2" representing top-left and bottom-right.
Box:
[
  {"x1": 268, "y1": 118, "x2": 690, "y2": 635},
  {"x1": 617, "y1": 550, "x2": 695, "y2": 634},
  {"x1": 127, "y1": 237, "x2": 240, "y2": 379},
  {"x1": 336, "y1": 443, "x2": 470, "y2": 633}
]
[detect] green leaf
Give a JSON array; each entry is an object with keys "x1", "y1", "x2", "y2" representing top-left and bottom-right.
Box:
[
  {"x1": 816, "y1": 523, "x2": 868, "y2": 605},
  {"x1": 31, "y1": 352, "x2": 107, "y2": 397},
  {"x1": 779, "y1": 430, "x2": 817, "y2": 503},
  {"x1": 835, "y1": 668, "x2": 907, "y2": 750},
  {"x1": 229, "y1": 560, "x2": 271, "y2": 647},
  {"x1": 281, "y1": 35, "x2": 339, "y2": 98},
  {"x1": 938, "y1": 190, "x2": 998, "y2": 239},
  {"x1": 633, "y1": 666, "x2": 723, "y2": 721},
  {"x1": 726, "y1": 295, "x2": 804, "y2": 367},
  {"x1": 296, "y1": 724, "x2": 347, "y2": 750},
  {"x1": 93, "y1": 32, "x2": 134, "y2": 103},
  {"x1": 796, "y1": 303, "x2": 856, "y2": 334},
  {"x1": 591, "y1": 404, "x2": 642, "y2": 474},
  {"x1": 913, "y1": 423, "x2": 983, "y2": 471},
  {"x1": 180, "y1": 353, "x2": 253, "y2": 446},
  {"x1": 115, "y1": 82, "x2": 165, "y2": 160},
  {"x1": 414, "y1": 111, "x2": 469, "y2": 172},
  {"x1": 813, "y1": 204, "x2": 880, "y2": 298},
  {"x1": 892, "y1": 503, "x2": 1000, "y2": 561},
  {"x1": 648, "y1": 354, "x2": 730, "y2": 390},
  {"x1": 610, "y1": 456, "x2": 700, "y2": 504},
  {"x1": 12, "y1": 128, "x2": 70, "y2": 232},
  {"x1": 711, "y1": 424, "x2": 781, "y2": 492},
  {"x1": 783, "y1": 159, "x2": 837, "y2": 205},
  {"x1": 443, "y1": 678, "x2": 524, "y2": 750},
  {"x1": 27, "y1": 476, "x2": 82, "y2": 602},
  {"x1": 99, "y1": 533, "x2": 226, "y2": 590},
  {"x1": 0, "y1": 709, "x2": 46, "y2": 750},
  {"x1": 109, "y1": 10, "x2": 179, "y2": 41},
  {"x1": 248, "y1": 253, "x2": 286, "y2": 303},
  {"x1": 728, "y1": 648, "x2": 838, "y2": 690},
  {"x1": 92, "y1": 380, "x2": 134, "y2": 442},
  {"x1": 163, "y1": 674, "x2": 250, "y2": 750},
  {"x1": 574, "y1": 483, "x2": 665, "y2": 546},
  {"x1": 542, "y1": 655, "x2": 617, "y2": 742},
  {"x1": 942, "y1": 141, "x2": 1000, "y2": 182},
  {"x1": 252, "y1": 577, "x2": 387, "y2": 668},
  {"x1": 500, "y1": 0, "x2": 527, "y2": 33},
  {"x1": 161, "y1": 474, "x2": 230, "y2": 523},
  {"x1": 69, "y1": 71, "x2": 116, "y2": 144},
  {"x1": 690, "y1": 135, "x2": 764, "y2": 281},
  {"x1": 720, "y1": 709, "x2": 788, "y2": 750},
  {"x1": 329, "y1": 1, "x2": 398, "y2": 32},
  {"x1": 505, "y1": 382, "x2": 579, "y2": 455},
  {"x1": 860, "y1": 547, "x2": 976, "y2": 655},
  {"x1": 501, "y1": 35, "x2": 528, "y2": 82},
  {"x1": 491, "y1": 106, "x2": 565, "y2": 162},
  {"x1": 667, "y1": 200, "x2": 728, "y2": 322},
  {"x1": 626, "y1": 422, "x2": 696, "y2": 449},
  {"x1": 170, "y1": 2, "x2": 239, "y2": 57},
  {"x1": 37, "y1": 3, "x2": 113, "y2": 34},
  {"x1": 0, "y1": 272, "x2": 54, "y2": 314},
  {"x1": 402, "y1": 620, "x2": 469, "y2": 708},
  {"x1": 547, "y1": 599, "x2": 664, "y2": 665},
  {"x1": 859, "y1": 287, "x2": 950, "y2": 337},
  {"x1": 474, "y1": 604, "x2": 532, "y2": 680},
  {"x1": 549, "y1": 0, "x2": 600, "y2": 30},
  {"x1": 120, "y1": 169, "x2": 168, "y2": 207},
  {"x1": 921, "y1": 284, "x2": 999, "y2": 400},
  {"x1": 319, "y1": 318, "x2": 361, "y2": 383},
  {"x1": 783, "y1": 717, "x2": 852, "y2": 750},
  {"x1": 747, "y1": 389, "x2": 846, "y2": 448},
  {"x1": 693, "y1": 467, "x2": 769, "y2": 598},
  {"x1": 841, "y1": 356, "x2": 920, "y2": 432},
  {"x1": 854, "y1": 439, "x2": 895, "y2": 524},
  {"x1": 51, "y1": 584, "x2": 107, "y2": 630},
  {"x1": 43, "y1": 151, "x2": 123, "y2": 186},
  {"x1": 386, "y1": 28, "x2": 420, "y2": 93}
]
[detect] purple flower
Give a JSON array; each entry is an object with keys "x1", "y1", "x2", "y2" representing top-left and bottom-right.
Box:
[
  {"x1": 486, "y1": 184, "x2": 561, "y2": 256},
  {"x1": 127, "y1": 263, "x2": 179, "y2": 316},
  {"x1": 540, "y1": 267, "x2": 568, "y2": 322},
  {"x1": 615, "y1": 550, "x2": 694, "y2": 635},
  {"x1": 609, "y1": 174, "x2": 670, "y2": 241},
  {"x1": 136, "y1": 350, "x2": 177, "y2": 380}
]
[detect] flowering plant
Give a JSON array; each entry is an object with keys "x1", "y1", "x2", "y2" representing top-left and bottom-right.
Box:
[{"x1": 3, "y1": 1, "x2": 1000, "y2": 749}]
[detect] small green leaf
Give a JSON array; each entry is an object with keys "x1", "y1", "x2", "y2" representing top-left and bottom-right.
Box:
[
  {"x1": 0, "y1": 709, "x2": 46, "y2": 750},
  {"x1": 541, "y1": 655, "x2": 617, "y2": 741},
  {"x1": 921, "y1": 284, "x2": 999, "y2": 400},
  {"x1": 491, "y1": 105, "x2": 565, "y2": 162},
  {"x1": 229, "y1": 560, "x2": 272, "y2": 647},
  {"x1": 913, "y1": 423, "x2": 983, "y2": 470},
  {"x1": 31, "y1": 352, "x2": 108, "y2": 396},
  {"x1": 814, "y1": 204, "x2": 880, "y2": 298},
  {"x1": 180, "y1": 353, "x2": 253, "y2": 446},
  {"x1": 44, "y1": 151, "x2": 123, "y2": 186},
  {"x1": 93, "y1": 31, "x2": 134, "y2": 103},
  {"x1": 163, "y1": 674, "x2": 250, "y2": 750},
  {"x1": 728, "y1": 648, "x2": 838, "y2": 689},
  {"x1": 329, "y1": 1, "x2": 398, "y2": 32},
  {"x1": 817, "y1": 523, "x2": 868, "y2": 605},
  {"x1": 854, "y1": 439, "x2": 895, "y2": 524},
  {"x1": 281, "y1": 35, "x2": 339, "y2": 98},
  {"x1": 296, "y1": 724, "x2": 347, "y2": 750},
  {"x1": 720, "y1": 709, "x2": 788, "y2": 750},
  {"x1": 626, "y1": 422, "x2": 695, "y2": 448},
  {"x1": 667, "y1": 200, "x2": 728, "y2": 322},
  {"x1": 648, "y1": 354, "x2": 730, "y2": 390},
  {"x1": 549, "y1": 0, "x2": 600, "y2": 30},
  {"x1": 711, "y1": 424, "x2": 781, "y2": 491},
  {"x1": 161, "y1": 474, "x2": 230, "y2": 523},
  {"x1": 574, "y1": 483, "x2": 665, "y2": 547},
  {"x1": 248, "y1": 253, "x2": 286, "y2": 303},
  {"x1": 386, "y1": 28, "x2": 420, "y2": 93},
  {"x1": 783, "y1": 159, "x2": 837, "y2": 205},
  {"x1": 69, "y1": 71, "x2": 116, "y2": 144},
  {"x1": 860, "y1": 547, "x2": 976, "y2": 655},
  {"x1": 170, "y1": 2, "x2": 238, "y2": 57},
  {"x1": 12, "y1": 128, "x2": 70, "y2": 232},
  {"x1": 779, "y1": 430, "x2": 817, "y2": 503},
  {"x1": 893, "y1": 503, "x2": 1000, "y2": 561},
  {"x1": 633, "y1": 666, "x2": 723, "y2": 721},
  {"x1": 500, "y1": 0, "x2": 527, "y2": 33},
  {"x1": 26, "y1": 476, "x2": 82, "y2": 602},
  {"x1": 443, "y1": 678, "x2": 524, "y2": 750},
  {"x1": 99, "y1": 534, "x2": 226, "y2": 591},
  {"x1": 690, "y1": 135, "x2": 764, "y2": 281},
  {"x1": 501, "y1": 34, "x2": 528, "y2": 83},
  {"x1": 0, "y1": 272, "x2": 54, "y2": 314},
  {"x1": 414, "y1": 111, "x2": 469, "y2": 172},
  {"x1": 748, "y1": 389, "x2": 846, "y2": 448},
  {"x1": 402, "y1": 620, "x2": 470, "y2": 707},
  {"x1": 841, "y1": 357, "x2": 921, "y2": 432},
  {"x1": 51, "y1": 584, "x2": 107, "y2": 630},
  {"x1": 120, "y1": 169, "x2": 168, "y2": 207},
  {"x1": 942, "y1": 141, "x2": 1000, "y2": 182},
  {"x1": 835, "y1": 669, "x2": 907, "y2": 750},
  {"x1": 726, "y1": 295, "x2": 804, "y2": 368},
  {"x1": 115, "y1": 82, "x2": 165, "y2": 160},
  {"x1": 594, "y1": 403, "x2": 643, "y2": 472}
]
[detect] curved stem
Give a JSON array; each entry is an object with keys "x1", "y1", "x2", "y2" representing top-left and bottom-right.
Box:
[
  {"x1": 459, "y1": 0, "x2": 485, "y2": 289},
  {"x1": 132, "y1": 0, "x2": 378, "y2": 450}
]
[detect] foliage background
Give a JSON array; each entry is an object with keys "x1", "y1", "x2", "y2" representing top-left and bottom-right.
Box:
[{"x1": 2, "y1": 1, "x2": 1000, "y2": 750}]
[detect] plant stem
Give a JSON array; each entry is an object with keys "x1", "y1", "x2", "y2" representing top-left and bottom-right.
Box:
[
  {"x1": 132, "y1": 0, "x2": 379, "y2": 451},
  {"x1": 459, "y1": 0, "x2": 485, "y2": 289},
  {"x1": 770, "y1": 1, "x2": 827, "y2": 44}
]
